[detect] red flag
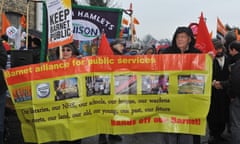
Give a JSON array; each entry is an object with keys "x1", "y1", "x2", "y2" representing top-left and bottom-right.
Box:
[
  {"x1": 195, "y1": 12, "x2": 216, "y2": 54},
  {"x1": 217, "y1": 17, "x2": 227, "y2": 41},
  {"x1": 1, "y1": 13, "x2": 11, "y2": 35},
  {"x1": 122, "y1": 18, "x2": 129, "y2": 25},
  {"x1": 20, "y1": 15, "x2": 26, "y2": 28},
  {"x1": 119, "y1": 27, "x2": 124, "y2": 38},
  {"x1": 133, "y1": 17, "x2": 140, "y2": 25},
  {"x1": 98, "y1": 33, "x2": 114, "y2": 55}
]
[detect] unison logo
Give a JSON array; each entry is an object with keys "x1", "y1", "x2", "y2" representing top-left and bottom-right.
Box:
[
  {"x1": 36, "y1": 83, "x2": 50, "y2": 98},
  {"x1": 72, "y1": 19, "x2": 100, "y2": 41}
]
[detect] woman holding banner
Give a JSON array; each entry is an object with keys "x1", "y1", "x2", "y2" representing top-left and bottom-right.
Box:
[{"x1": 56, "y1": 43, "x2": 81, "y2": 144}]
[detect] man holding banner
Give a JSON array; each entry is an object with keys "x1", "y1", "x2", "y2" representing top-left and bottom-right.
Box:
[{"x1": 162, "y1": 26, "x2": 201, "y2": 144}]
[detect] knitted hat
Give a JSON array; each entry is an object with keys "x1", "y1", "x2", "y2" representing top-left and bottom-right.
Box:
[{"x1": 229, "y1": 40, "x2": 240, "y2": 52}]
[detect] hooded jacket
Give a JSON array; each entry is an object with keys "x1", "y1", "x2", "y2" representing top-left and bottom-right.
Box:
[{"x1": 162, "y1": 27, "x2": 201, "y2": 54}]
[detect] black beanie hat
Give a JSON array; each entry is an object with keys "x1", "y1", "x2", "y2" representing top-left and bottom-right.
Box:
[
  {"x1": 229, "y1": 40, "x2": 240, "y2": 52},
  {"x1": 32, "y1": 37, "x2": 41, "y2": 47}
]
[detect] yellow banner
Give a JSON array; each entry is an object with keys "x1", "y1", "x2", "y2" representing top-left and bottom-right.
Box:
[{"x1": 4, "y1": 54, "x2": 212, "y2": 143}]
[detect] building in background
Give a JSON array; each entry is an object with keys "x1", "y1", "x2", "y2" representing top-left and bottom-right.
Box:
[{"x1": 0, "y1": 0, "x2": 41, "y2": 31}]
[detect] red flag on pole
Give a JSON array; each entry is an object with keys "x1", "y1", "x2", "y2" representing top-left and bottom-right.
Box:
[
  {"x1": 20, "y1": 15, "x2": 26, "y2": 29},
  {"x1": 97, "y1": 33, "x2": 114, "y2": 55},
  {"x1": 122, "y1": 18, "x2": 129, "y2": 25},
  {"x1": 195, "y1": 12, "x2": 216, "y2": 54},
  {"x1": 1, "y1": 13, "x2": 11, "y2": 35},
  {"x1": 133, "y1": 17, "x2": 140, "y2": 25}
]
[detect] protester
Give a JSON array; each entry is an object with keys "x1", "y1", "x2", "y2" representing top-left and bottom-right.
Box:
[
  {"x1": 142, "y1": 45, "x2": 156, "y2": 55},
  {"x1": 56, "y1": 43, "x2": 79, "y2": 60},
  {"x1": 207, "y1": 39, "x2": 230, "y2": 144},
  {"x1": 19, "y1": 39, "x2": 26, "y2": 50},
  {"x1": 56, "y1": 43, "x2": 81, "y2": 144},
  {"x1": 110, "y1": 39, "x2": 126, "y2": 55},
  {"x1": 161, "y1": 26, "x2": 201, "y2": 144},
  {"x1": 222, "y1": 30, "x2": 237, "y2": 134},
  {"x1": 48, "y1": 48, "x2": 58, "y2": 61},
  {"x1": 0, "y1": 39, "x2": 8, "y2": 144},
  {"x1": 224, "y1": 31, "x2": 237, "y2": 56},
  {"x1": 98, "y1": 39, "x2": 124, "y2": 144},
  {"x1": 29, "y1": 37, "x2": 41, "y2": 63},
  {"x1": 214, "y1": 41, "x2": 240, "y2": 144},
  {"x1": 1, "y1": 35, "x2": 11, "y2": 52}
]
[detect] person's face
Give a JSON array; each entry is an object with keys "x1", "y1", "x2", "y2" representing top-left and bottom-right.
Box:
[
  {"x1": 215, "y1": 48, "x2": 224, "y2": 57},
  {"x1": 176, "y1": 33, "x2": 191, "y2": 51},
  {"x1": 21, "y1": 41, "x2": 25, "y2": 47},
  {"x1": 91, "y1": 46, "x2": 97, "y2": 55},
  {"x1": 62, "y1": 47, "x2": 73, "y2": 59},
  {"x1": 113, "y1": 43, "x2": 124, "y2": 54}
]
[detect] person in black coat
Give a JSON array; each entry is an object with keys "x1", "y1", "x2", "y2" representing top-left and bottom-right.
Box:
[
  {"x1": 110, "y1": 39, "x2": 126, "y2": 55},
  {"x1": 29, "y1": 37, "x2": 41, "y2": 64},
  {"x1": 161, "y1": 26, "x2": 201, "y2": 144},
  {"x1": 214, "y1": 41, "x2": 240, "y2": 144},
  {"x1": 207, "y1": 39, "x2": 230, "y2": 144},
  {"x1": 0, "y1": 40, "x2": 8, "y2": 143}
]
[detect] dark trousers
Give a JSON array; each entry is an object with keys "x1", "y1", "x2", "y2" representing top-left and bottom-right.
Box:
[{"x1": 193, "y1": 135, "x2": 200, "y2": 144}]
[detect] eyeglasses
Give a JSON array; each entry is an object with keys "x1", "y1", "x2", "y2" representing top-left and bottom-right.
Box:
[{"x1": 62, "y1": 48, "x2": 72, "y2": 52}]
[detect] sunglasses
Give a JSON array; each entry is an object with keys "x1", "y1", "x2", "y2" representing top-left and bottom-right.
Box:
[{"x1": 62, "y1": 48, "x2": 72, "y2": 52}]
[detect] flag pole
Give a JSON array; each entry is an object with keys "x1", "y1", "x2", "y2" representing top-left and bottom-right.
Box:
[
  {"x1": 0, "y1": 0, "x2": 4, "y2": 14},
  {"x1": 0, "y1": 0, "x2": 5, "y2": 33},
  {"x1": 129, "y1": 3, "x2": 134, "y2": 43},
  {"x1": 26, "y1": 0, "x2": 30, "y2": 49},
  {"x1": 123, "y1": 3, "x2": 133, "y2": 43}
]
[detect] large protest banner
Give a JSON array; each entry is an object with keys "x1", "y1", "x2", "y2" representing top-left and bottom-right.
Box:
[
  {"x1": 46, "y1": 0, "x2": 73, "y2": 49},
  {"x1": 72, "y1": 5, "x2": 123, "y2": 41},
  {"x1": 4, "y1": 54, "x2": 212, "y2": 143}
]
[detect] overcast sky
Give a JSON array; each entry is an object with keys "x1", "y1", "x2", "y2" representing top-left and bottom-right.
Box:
[{"x1": 118, "y1": 0, "x2": 240, "y2": 40}]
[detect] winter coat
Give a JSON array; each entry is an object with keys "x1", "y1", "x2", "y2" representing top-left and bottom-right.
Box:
[{"x1": 0, "y1": 40, "x2": 8, "y2": 93}]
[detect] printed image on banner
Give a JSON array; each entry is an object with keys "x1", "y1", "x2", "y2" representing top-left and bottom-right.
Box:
[
  {"x1": 178, "y1": 75, "x2": 205, "y2": 94},
  {"x1": 85, "y1": 75, "x2": 111, "y2": 96},
  {"x1": 54, "y1": 77, "x2": 79, "y2": 101},
  {"x1": 12, "y1": 85, "x2": 32, "y2": 102},
  {"x1": 114, "y1": 75, "x2": 137, "y2": 95},
  {"x1": 141, "y1": 75, "x2": 169, "y2": 95}
]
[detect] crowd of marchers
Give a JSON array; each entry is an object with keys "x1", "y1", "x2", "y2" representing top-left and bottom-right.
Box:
[{"x1": 1, "y1": 25, "x2": 240, "y2": 144}]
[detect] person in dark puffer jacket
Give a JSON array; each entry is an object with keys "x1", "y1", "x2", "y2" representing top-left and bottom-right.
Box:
[{"x1": 0, "y1": 39, "x2": 8, "y2": 144}]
